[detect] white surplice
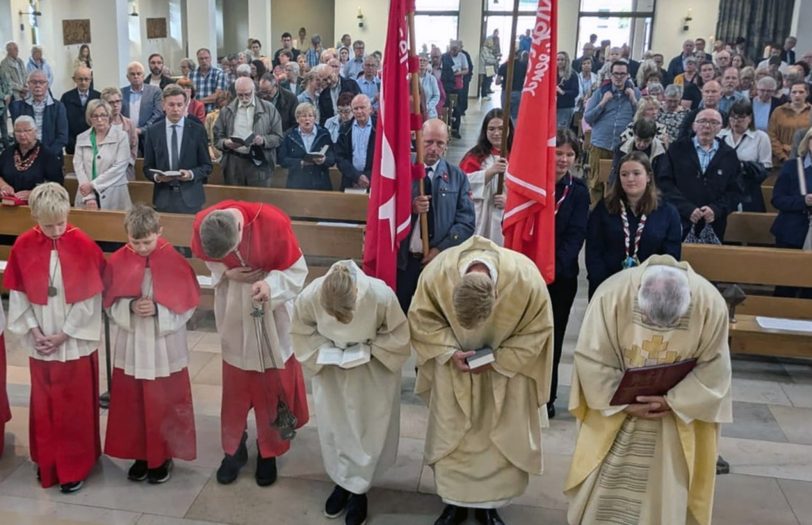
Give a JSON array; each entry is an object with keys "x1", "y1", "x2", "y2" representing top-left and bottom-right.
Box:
[
  {"x1": 291, "y1": 261, "x2": 411, "y2": 493},
  {"x1": 107, "y1": 269, "x2": 196, "y2": 380},
  {"x1": 466, "y1": 154, "x2": 505, "y2": 246},
  {"x1": 7, "y1": 251, "x2": 101, "y2": 362}
]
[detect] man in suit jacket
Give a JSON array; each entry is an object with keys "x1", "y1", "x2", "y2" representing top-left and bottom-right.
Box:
[
  {"x1": 657, "y1": 109, "x2": 741, "y2": 241},
  {"x1": 335, "y1": 94, "x2": 376, "y2": 190},
  {"x1": 9, "y1": 70, "x2": 68, "y2": 160},
  {"x1": 121, "y1": 61, "x2": 164, "y2": 135},
  {"x1": 60, "y1": 66, "x2": 100, "y2": 154},
  {"x1": 145, "y1": 53, "x2": 175, "y2": 89},
  {"x1": 143, "y1": 84, "x2": 212, "y2": 214},
  {"x1": 318, "y1": 58, "x2": 360, "y2": 126},
  {"x1": 258, "y1": 73, "x2": 298, "y2": 132}
]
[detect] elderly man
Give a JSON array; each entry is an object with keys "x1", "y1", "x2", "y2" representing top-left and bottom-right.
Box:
[
  {"x1": 272, "y1": 32, "x2": 301, "y2": 68},
  {"x1": 715, "y1": 50, "x2": 732, "y2": 71},
  {"x1": 752, "y1": 76, "x2": 783, "y2": 131},
  {"x1": 121, "y1": 61, "x2": 164, "y2": 138},
  {"x1": 678, "y1": 80, "x2": 727, "y2": 141},
  {"x1": 60, "y1": 67, "x2": 100, "y2": 154},
  {"x1": 667, "y1": 39, "x2": 695, "y2": 79},
  {"x1": 441, "y1": 40, "x2": 469, "y2": 139},
  {"x1": 694, "y1": 37, "x2": 714, "y2": 62},
  {"x1": 583, "y1": 60, "x2": 639, "y2": 203},
  {"x1": 318, "y1": 59, "x2": 360, "y2": 126},
  {"x1": 397, "y1": 119, "x2": 475, "y2": 312},
  {"x1": 356, "y1": 56, "x2": 380, "y2": 111},
  {"x1": 9, "y1": 70, "x2": 67, "y2": 159},
  {"x1": 142, "y1": 84, "x2": 211, "y2": 214},
  {"x1": 409, "y1": 235, "x2": 553, "y2": 525},
  {"x1": 565, "y1": 256, "x2": 731, "y2": 525},
  {"x1": 258, "y1": 73, "x2": 298, "y2": 133},
  {"x1": 343, "y1": 40, "x2": 366, "y2": 80},
  {"x1": 213, "y1": 77, "x2": 283, "y2": 187},
  {"x1": 657, "y1": 108, "x2": 741, "y2": 240},
  {"x1": 146, "y1": 53, "x2": 174, "y2": 89},
  {"x1": 26, "y1": 45, "x2": 53, "y2": 89},
  {"x1": 335, "y1": 94, "x2": 375, "y2": 190},
  {"x1": 228, "y1": 63, "x2": 252, "y2": 100},
  {"x1": 1, "y1": 42, "x2": 28, "y2": 101},
  {"x1": 283, "y1": 62, "x2": 301, "y2": 94},
  {"x1": 719, "y1": 67, "x2": 745, "y2": 114},
  {"x1": 190, "y1": 48, "x2": 226, "y2": 112}
]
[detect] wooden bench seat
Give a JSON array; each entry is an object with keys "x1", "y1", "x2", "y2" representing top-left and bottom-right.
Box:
[
  {"x1": 724, "y1": 212, "x2": 775, "y2": 246},
  {"x1": 681, "y1": 243, "x2": 812, "y2": 358}
]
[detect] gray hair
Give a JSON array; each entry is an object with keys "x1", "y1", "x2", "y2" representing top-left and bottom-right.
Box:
[
  {"x1": 26, "y1": 69, "x2": 47, "y2": 83},
  {"x1": 664, "y1": 84, "x2": 683, "y2": 98},
  {"x1": 756, "y1": 75, "x2": 777, "y2": 90},
  {"x1": 235, "y1": 63, "x2": 251, "y2": 76},
  {"x1": 637, "y1": 266, "x2": 691, "y2": 328},
  {"x1": 285, "y1": 62, "x2": 300, "y2": 75},
  {"x1": 13, "y1": 115, "x2": 35, "y2": 129},
  {"x1": 295, "y1": 102, "x2": 317, "y2": 118},
  {"x1": 647, "y1": 82, "x2": 664, "y2": 96}
]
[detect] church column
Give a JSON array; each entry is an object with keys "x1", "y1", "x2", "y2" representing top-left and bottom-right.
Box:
[
  {"x1": 184, "y1": 0, "x2": 217, "y2": 58},
  {"x1": 247, "y1": 0, "x2": 271, "y2": 52}
]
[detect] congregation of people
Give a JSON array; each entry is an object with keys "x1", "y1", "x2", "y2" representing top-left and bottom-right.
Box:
[{"x1": 0, "y1": 19, "x2": 809, "y2": 525}]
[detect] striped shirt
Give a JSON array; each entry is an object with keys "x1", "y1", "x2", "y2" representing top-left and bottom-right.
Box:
[{"x1": 189, "y1": 67, "x2": 226, "y2": 112}]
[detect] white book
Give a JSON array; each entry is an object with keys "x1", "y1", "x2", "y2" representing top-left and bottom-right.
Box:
[
  {"x1": 316, "y1": 343, "x2": 371, "y2": 369},
  {"x1": 466, "y1": 346, "x2": 495, "y2": 369},
  {"x1": 756, "y1": 316, "x2": 812, "y2": 334},
  {"x1": 150, "y1": 169, "x2": 182, "y2": 177}
]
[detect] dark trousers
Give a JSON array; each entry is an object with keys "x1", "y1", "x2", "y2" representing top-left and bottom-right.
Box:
[
  {"x1": 481, "y1": 75, "x2": 493, "y2": 97},
  {"x1": 547, "y1": 276, "x2": 579, "y2": 405},
  {"x1": 396, "y1": 254, "x2": 424, "y2": 314},
  {"x1": 445, "y1": 89, "x2": 463, "y2": 132},
  {"x1": 0, "y1": 107, "x2": 8, "y2": 144}
]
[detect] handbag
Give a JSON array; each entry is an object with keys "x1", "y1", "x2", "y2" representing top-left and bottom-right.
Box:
[{"x1": 684, "y1": 224, "x2": 721, "y2": 245}]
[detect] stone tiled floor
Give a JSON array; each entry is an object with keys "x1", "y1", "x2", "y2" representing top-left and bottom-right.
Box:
[{"x1": 1, "y1": 95, "x2": 811, "y2": 524}]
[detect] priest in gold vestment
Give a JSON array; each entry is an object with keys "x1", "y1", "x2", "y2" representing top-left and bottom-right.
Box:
[
  {"x1": 409, "y1": 236, "x2": 553, "y2": 525},
  {"x1": 566, "y1": 255, "x2": 732, "y2": 525}
]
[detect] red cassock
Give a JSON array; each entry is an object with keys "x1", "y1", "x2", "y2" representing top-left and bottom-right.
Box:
[
  {"x1": 3, "y1": 226, "x2": 105, "y2": 487},
  {"x1": 102, "y1": 239, "x2": 200, "y2": 468},
  {"x1": 0, "y1": 334, "x2": 11, "y2": 459},
  {"x1": 191, "y1": 201, "x2": 309, "y2": 457}
]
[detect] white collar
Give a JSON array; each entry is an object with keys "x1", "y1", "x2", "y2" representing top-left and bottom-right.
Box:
[{"x1": 166, "y1": 117, "x2": 185, "y2": 129}]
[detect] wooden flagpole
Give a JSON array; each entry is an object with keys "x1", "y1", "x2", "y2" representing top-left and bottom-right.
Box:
[
  {"x1": 407, "y1": 9, "x2": 430, "y2": 257},
  {"x1": 497, "y1": 0, "x2": 521, "y2": 195}
]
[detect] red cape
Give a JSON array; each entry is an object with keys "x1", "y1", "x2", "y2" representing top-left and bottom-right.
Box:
[
  {"x1": 3, "y1": 226, "x2": 105, "y2": 306},
  {"x1": 191, "y1": 200, "x2": 302, "y2": 272},
  {"x1": 103, "y1": 237, "x2": 200, "y2": 313},
  {"x1": 459, "y1": 148, "x2": 508, "y2": 175}
]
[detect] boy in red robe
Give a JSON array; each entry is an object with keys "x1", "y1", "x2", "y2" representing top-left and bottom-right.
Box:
[
  {"x1": 191, "y1": 200, "x2": 309, "y2": 487},
  {"x1": 0, "y1": 302, "x2": 10, "y2": 458},
  {"x1": 103, "y1": 204, "x2": 200, "y2": 484},
  {"x1": 3, "y1": 182, "x2": 104, "y2": 493}
]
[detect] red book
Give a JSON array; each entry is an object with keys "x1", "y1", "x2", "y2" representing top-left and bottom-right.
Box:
[
  {"x1": 1, "y1": 195, "x2": 27, "y2": 206},
  {"x1": 610, "y1": 359, "x2": 698, "y2": 406}
]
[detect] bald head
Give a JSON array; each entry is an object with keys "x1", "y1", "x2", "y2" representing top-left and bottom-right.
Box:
[
  {"x1": 422, "y1": 119, "x2": 449, "y2": 165},
  {"x1": 73, "y1": 67, "x2": 92, "y2": 92},
  {"x1": 701, "y1": 80, "x2": 721, "y2": 108},
  {"x1": 693, "y1": 108, "x2": 723, "y2": 145},
  {"x1": 351, "y1": 94, "x2": 372, "y2": 125},
  {"x1": 235, "y1": 77, "x2": 255, "y2": 104}
]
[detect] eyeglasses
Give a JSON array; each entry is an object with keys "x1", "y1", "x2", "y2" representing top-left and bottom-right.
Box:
[
  {"x1": 91, "y1": 113, "x2": 110, "y2": 120},
  {"x1": 29, "y1": 79, "x2": 47, "y2": 85},
  {"x1": 728, "y1": 114, "x2": 749, "y2": 120},
  {"x1": 611, "y1": 72, "x2": 628, "y2": 77},
  {"x1": 695, "y1": 119, "x2": 722, "y2": 126}
]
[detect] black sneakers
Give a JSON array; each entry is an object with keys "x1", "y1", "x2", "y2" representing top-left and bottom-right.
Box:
[
  {"x1": 255, "y1": 452, "x2": 277, "y2": 487},
  {"x1": 324, "y1": 485, "x2": 351, "y2": 518},
  {"x1": 148, "y1": 459, "x2": 174, "y2": 484},
  {"x1": 127, "y1": 460, "x2": 149, "y2": 481},
  {"x1": 60, "y1": 480, "x2": 84, "y2": 493},
  {"x1": 345, "y1": 493, "x2": 368, "y2": 525},
  {"x1": 216, "y1": 432, "x2": 249, "y2": 484}
]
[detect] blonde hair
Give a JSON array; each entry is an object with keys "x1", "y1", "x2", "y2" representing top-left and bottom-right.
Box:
[
  {"x1": 85, "y1": 99, "x2": 112, "y2": 126},
  {"x1": 29, "y1": 182, "x2": 70, "y2": 223},
  {"x1": 124, "y1": 203, "x2": 161, "y2": 239},
  {"x1": 199, "y1": 210, "x2": 240, "y2": 259},
  {"x1": 633, "y1": 95, "x2": 661, "y2": 122},
  {"x1": 452, "y1": 272, "x2": 495, "y2": 329},
  {"x1": 319, "y1": 265, "x2": 356, "y2": 324},
  {"x1": 799, "y1": 127, "x2": 812, "y2": 157}
]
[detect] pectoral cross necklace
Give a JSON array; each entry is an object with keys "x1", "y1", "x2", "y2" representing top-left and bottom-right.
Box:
[{"x1": 47, "y1": 239, "x2": 58, "y2": 297}]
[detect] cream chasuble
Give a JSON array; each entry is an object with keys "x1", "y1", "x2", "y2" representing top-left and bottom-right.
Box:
[
  {"x1": 291, "y1": 261, "x2": 411, "y2": 493},
  {"x1": 467, "y1": 155, "x2": 505, "y2": 246},
  {"x1": 108, "y1": 270, "x2": 196, "y2": 380},
  {"x1": 409, "y1": 236, "x2": 553, "y2": 506},
  {"x1": 565, "y1": 255, "x2": 732, "y2": 525},
  {"x1": 8, "y1": 251, "x2": 101, "y2": 362}
]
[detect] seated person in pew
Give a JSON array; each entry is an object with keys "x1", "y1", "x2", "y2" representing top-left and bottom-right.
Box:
[
  {"x1": 143, "y1": 85, "x2": 212, "y2": 214},
  {"x1": 103, "y1": 204, "x2": 199, "y2": 485},
  {"x1": 3, "y1": 182, "x2": 105, "y2": 493},
  {"x1": 291, "y1": 260, "x2": 411, "y2": 525},
  {"x1": 566, "y1": 257, "x2": 732, "y2": 525},
  {"x1": 335, "y1": 94, "x2": 375, "y2": 191},
  {"x1": 770, "y1": 126, "x2": 812, "y2": 298},
  {"x1": 0, "y1": 116, "x2": 62, "y2": 203},
  {"x1": 586, "y1": 151, "x2": 682, "y2": 298},
  {"x1": 73, "y1": 99, "x2": 132, "y2": 211},
  {"x1": 277, "y1": 102, "x2": 336, "y2": 191}
]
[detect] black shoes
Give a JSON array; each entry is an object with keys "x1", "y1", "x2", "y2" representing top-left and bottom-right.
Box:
[
  {"x1": 451, "y1": 130, "x2": 462, "y2": 139},
  {"x1": 475, "y1": 508, "x2": 506, "y2": 525},
  {"x1": 345, "y1": 493, "x2": 368, "y2": 525},
  {"x1": 434, "y1": 504, "x2": 467, "y2": 525},
  {"x1": 324, "y1": 484, "x2": 351, "y2": 518},
  {"x1": 547, "y1": 402, "x2": 556, "y2": 419},
  {"x1": 148, "y1": 459, "x2": 174, "y2": 484},
  {"x1": 60, "y1": 480, "x2": 84, "y2": 493},
  {"x1": 255, "y1": 452, "x2": 277, "y2": 487},
  {"x1": 716, "y1": 455, "x2": 730, "y2": 475},
  {"x1": 216, "y1": 432, "x2": 248, "y2": 484},
  {"x1": 128, "y1": 460, "x2": 149, "y2": 481}
]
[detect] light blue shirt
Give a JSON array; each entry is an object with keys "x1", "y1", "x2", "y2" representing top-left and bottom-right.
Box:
[
  {"x1": 165, "y1": 117, "x2": 185, "y2": 171},
  {"x1": 692, "y1": 136, "x2": 720, "y2": 173},
  {"x1": 298, "y1": 126, "x2": 318, "y2": 151},
  {"x1": 357, "y1": 77, "x2": 380, "y2": 109},
  {"x1": 351, "y1": 119, "x2": 372, "y2": 172},
  {"x1": 752, "y1": 98, "x2": 772, "y2": 131}
]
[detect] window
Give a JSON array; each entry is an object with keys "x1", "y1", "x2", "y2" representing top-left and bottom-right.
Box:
[
  {"x1": 482, "y1": 0, "x2": 538, "y2": 60},
  {"x1": 414, "y1": 0, "x2": 460, "y2": 53},
  {"x1": 577, "y1": 0, "x2": 656, "y2": 59}
]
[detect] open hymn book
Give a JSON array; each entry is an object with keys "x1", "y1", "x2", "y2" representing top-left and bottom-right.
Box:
[
  {"x1": 316, "y1": 342, "x2": 371, "y2": 369},
  {"x1": 304, "y1": 144, "x2": 329, "y2": 162},
  {"x1": 150, "y1": 169, "x2": 182, "y2": 177}
]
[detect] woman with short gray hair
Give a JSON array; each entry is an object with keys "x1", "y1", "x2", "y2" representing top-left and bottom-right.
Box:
[{"x1": 0, "y1": 115, "x2": 62, "y2": 201}]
